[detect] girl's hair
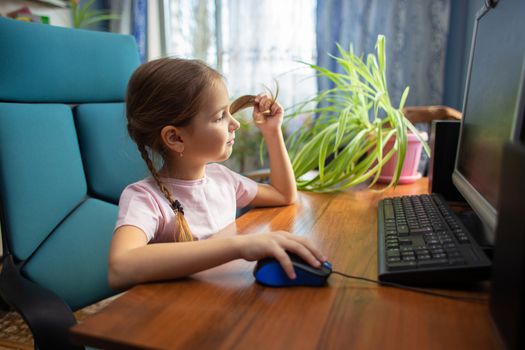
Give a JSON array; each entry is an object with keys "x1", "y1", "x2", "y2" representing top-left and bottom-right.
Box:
[{"x1": 126, "y1": 57, "x2": 223, "y2": 242}]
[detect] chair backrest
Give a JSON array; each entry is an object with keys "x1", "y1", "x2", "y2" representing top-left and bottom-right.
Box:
[{"x1": 0, "y1": 18, "x2": 147, "y2": 310}]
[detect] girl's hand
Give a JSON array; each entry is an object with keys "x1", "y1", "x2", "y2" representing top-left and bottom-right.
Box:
[
  {"x1": 236, "y1": 231, "x2": 326, "y2": 279},
  {"x1": 253, "y1": 93, "x2": 284, "y2": 135}
]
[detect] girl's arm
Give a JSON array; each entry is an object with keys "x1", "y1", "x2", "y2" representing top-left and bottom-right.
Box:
[
  {"x1": 108, "y1": 225, "x2": 325, "y2": 290},
  {"x1": 249, "y1": 94, "x2": 297, "y2": 207}
]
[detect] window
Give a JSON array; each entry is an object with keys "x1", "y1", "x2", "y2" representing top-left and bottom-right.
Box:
[{"x1": 167, "y1": 0, "x2": 317, "y2": 110}]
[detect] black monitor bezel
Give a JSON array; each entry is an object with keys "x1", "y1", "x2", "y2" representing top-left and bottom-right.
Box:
[{"x1": 452, "y1": 2, "x2": 525, "y2": 241}]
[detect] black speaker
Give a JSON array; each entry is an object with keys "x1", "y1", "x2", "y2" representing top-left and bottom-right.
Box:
[
  {"x1": 490, "y1": 142, "x2": 525, "y2": 350},
  {"x1": 428, "y1": 120, "x2": 465, "y2": 202}
]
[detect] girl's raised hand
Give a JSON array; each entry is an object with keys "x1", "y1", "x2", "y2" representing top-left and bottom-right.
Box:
[
  {"x1": 236, "y1": 231, "x2": 326, "y2": 279},
  {"x1": 253, "y1": 93, "x2": 284, "y2": 135}
]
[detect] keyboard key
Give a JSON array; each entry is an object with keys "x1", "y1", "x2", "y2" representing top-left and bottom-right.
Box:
[
  {"x1": 387, "y1": 261, "x2": 417, "y2": 270},
  {"x1": 432, "y1": 223, "x2": 446, "y2": 230},
  {"x1": 398, "y1": 238, "x2": 412, "y2": 245},
  {"x1": 410, "y1": 227, "x2": 432, "y2": 234},
  {"x1": 427, "y1": 244, "x2": 442, "y2": 249},
  {"x1": 432, "y1": 253, "x2": 447, "y2": 259},
  {"x1": 387, "y1": 257, "x2": 402, "y2": 263},
  {"x1": 417, "y1": 259, "x2": 448, "y2": 268},
  {"x1": 457, "y1": 236, "x2": 470, "y2": 244},
  {"x1": 397, "y1": 225, "x2": 409, "y2": 234},
  {"x1": 384, "y1": 205, "x2": 395, "y2": 219},
  {"x1": 418, "y1": 254, "x2": 432, "y2": 260},
  {"x1": 386, "y1": 250, "x2": 400, "y2": 258}
]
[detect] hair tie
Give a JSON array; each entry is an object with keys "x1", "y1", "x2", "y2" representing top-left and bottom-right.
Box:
[{"x1": 171, "y1": 199, "x2": 185, "y2": 215}]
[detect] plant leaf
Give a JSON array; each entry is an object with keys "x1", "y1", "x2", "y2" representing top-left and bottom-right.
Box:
[{"x1": 399, "y1": 86, "x2": 410, "y2": 110}]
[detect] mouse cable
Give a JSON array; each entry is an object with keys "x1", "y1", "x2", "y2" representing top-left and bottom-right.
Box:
[{"x1": 331, "y1": 270, "x2": 488, "y2": 303}]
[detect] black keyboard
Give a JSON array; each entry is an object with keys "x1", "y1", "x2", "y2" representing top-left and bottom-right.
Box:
[{"x1": 378, "y1": 194, "x2": 491, "y2": 285}]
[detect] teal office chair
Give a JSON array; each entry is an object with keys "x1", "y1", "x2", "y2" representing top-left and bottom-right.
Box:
[{"x1": 0, "y1": 18, "x2": 146, "y2": 349}]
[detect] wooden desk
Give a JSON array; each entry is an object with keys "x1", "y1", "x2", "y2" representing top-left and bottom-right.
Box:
[{"x1": 70, "y1": 179, "x2": 501, "y2": 350}]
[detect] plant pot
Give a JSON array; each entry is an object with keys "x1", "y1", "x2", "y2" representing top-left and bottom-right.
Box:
[{"x1": 377, "y1": 131, "x2": 428, "y2": 184}]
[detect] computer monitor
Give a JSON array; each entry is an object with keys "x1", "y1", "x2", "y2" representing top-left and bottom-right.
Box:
[{"x1": 452, "y1": 0, "x2": 525, "y2": 245}]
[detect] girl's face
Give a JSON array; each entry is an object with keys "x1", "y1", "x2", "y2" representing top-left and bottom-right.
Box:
[{"x1": 180, "y1": 79, "x2": 240, "y2": 163}]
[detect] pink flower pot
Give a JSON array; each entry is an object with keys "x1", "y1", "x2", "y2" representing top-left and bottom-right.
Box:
[{"x1": 376, "y1": 131, "x2": 428, "y2": 184}]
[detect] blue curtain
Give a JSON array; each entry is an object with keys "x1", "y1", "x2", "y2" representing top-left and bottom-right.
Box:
[
  {"x1": 316, "y1": 0, "x2": 451, "y2": 107},
  {"x1": 132, "y1": 0, "x2": 148, "y2": 62}
]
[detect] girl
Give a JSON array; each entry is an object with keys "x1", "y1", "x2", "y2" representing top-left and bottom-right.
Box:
[{"x1": 108, "y1": 58, "x2": 326, "y2": 290}]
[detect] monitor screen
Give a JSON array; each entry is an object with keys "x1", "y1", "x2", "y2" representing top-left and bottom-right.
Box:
[{"x1": 453, "y1": 0, "x2": 525, "y2": 242}]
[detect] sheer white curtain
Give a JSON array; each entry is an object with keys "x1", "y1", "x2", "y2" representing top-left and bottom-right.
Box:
[{"x1": 167, "y1": 0, "x2": 317, "y2": 111}]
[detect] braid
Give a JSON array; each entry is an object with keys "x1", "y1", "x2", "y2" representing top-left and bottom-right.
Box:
[
  {"x1": 138, "y1": 144, "x2": 173, "y2": 204},
  {"x1": 137, "y1": 144, "x2": 194, "y2": 242}
]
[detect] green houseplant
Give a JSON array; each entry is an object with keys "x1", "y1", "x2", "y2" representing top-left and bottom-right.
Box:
[
  {"x1": 284, "y1": 35, "x2": 430, "y2": 192},
  {"x1": 70, "y1": 0, "x2": 120, "y2": 29}
]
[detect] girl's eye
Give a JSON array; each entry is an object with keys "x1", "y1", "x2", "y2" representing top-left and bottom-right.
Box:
[{"x1": 216, "y1": 113, "x2": 226, "y2": 122}]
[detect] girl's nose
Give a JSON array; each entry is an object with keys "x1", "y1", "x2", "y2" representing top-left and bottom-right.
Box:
[{"x1": 229, "y1": 114, "x2": 240, "y2": 131}]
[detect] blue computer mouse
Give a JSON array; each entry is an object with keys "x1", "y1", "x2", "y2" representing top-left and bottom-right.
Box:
[{"x1": 253, "y1": 253, "x2": 333, "y2": 287}]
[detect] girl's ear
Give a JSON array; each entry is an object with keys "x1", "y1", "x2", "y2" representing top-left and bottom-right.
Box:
[{"x1": 161, "y1": 125, "x2": 185, "y2": 154}]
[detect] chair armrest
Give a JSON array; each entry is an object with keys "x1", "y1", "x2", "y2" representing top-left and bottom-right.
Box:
[
  {"x1": 0, "y1": 254, "x2": 84, "y2": 350},
  {"x1": 402, "y1": 105, "x2": 462, "y2": 124}
]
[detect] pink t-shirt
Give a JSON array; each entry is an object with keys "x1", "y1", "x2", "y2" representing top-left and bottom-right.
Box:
[{"x1": 115, "y1": 163, "x2": 258, "y2": 242}]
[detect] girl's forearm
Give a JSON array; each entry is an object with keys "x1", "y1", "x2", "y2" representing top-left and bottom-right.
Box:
[
  {"x1": 263, "y1": 129, "x2": 297, "y2": 204},
  {"x1": 109, "y1": 236, "x2": 242, "y2": 289}
]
